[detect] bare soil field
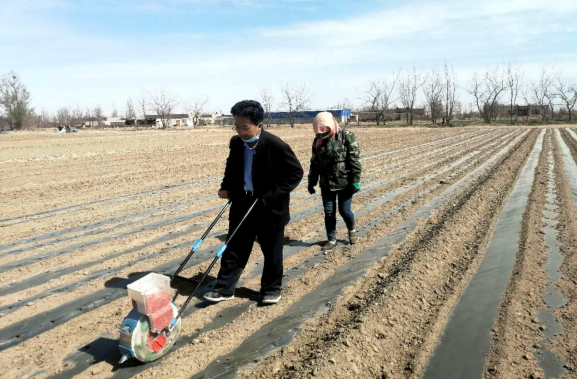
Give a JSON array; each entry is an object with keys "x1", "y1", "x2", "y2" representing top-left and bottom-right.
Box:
[{"x1": 1, "y1": 126, "x2": 576, "y2": 379}]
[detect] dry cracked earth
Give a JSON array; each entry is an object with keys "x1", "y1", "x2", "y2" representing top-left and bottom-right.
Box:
[{"x1": 1, "y1": 125, "x2": 576, "y2": 379}]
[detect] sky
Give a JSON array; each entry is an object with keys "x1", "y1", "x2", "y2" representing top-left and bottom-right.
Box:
[{"x1": 1, "y1": 0, "x2": 576, "y2": 116}]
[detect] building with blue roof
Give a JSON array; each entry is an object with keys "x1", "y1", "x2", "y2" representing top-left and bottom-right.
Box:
[{"x1": 269, "y1": 109, "x2": 352, "y2": 125}]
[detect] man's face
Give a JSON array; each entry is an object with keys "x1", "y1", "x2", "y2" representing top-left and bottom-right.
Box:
[{"x1": 234, "y1": 116, "x2": 261, "y2": 140}]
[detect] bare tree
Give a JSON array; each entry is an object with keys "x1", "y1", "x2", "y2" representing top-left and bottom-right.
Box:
[
  {"x1": 468, "y1": 65, "x2": 507, "y2": 124},
  {"x1": 546, "y1": 92, "x2": 557, "y2": 121},
  {"x1": 185, "y1": 96, "x2": 209, "y2": 127},
  {"x1": 137, "y1": 94, "x2": 148, "y2": 128},
  {"x1": 399, "y1": 65, "x2": 425, "y2": 125},
  {"x1": 331, "y1": 97, "x2": 354, "y2": 111},
  {"x1": 362, "y1": 81, "x2": 383, "y2": 125},
  {"x1": 281, "y1": 83, "x2": 313, "y2": 128},
  {"x1": 0, "y1": 70, "x2": 34, "y2": 130},
  {"x1": 521, "y1": 92, "x2": 531, "y2": 123},
  {"x1": 93, "y1": 105, "x2": 103, "y2": 127},
  {"x1": 422, "y1": 67, "x2": 444, "y2": 124},
  {"x1": 442, "y1": 63, "x2": 458, "y2": 125},
  {"x1": 506, "y1": 61, "x2": 523, "y2": 124},
  {"x1": 38, "y1": 108, "x2": 51, "y2": 128},
  {"x1": 526, "y1": 67, "x2": 554, "y2": 123},
  {"x1": 85, "y1": 108, "x2": 93, "y2": 127},
  {"x1": 84, "y1": 107, "x2": 92, "y2": 128},
  {"x1": 126, "y1": 97, "x2": 136, "y2": 119},
  {"x1": 56, "y1": 107, "x2": 72, "y2": 127},
  {"x1": 111, "y1": 102, "x2": 118, "y2": 118},
  {"x1": 362, "y1": 72, "x2": 399, "y2": 125},
  {"x1": 574, "y1": 87, "x2": 577, "y2": 120},
  {"x1": 553, "y1": 72, "x2": 577, "y2": 122},
  {"x1": 259, "y1": 87, "x2": 274, "y2": 128},
  {"x1": 71, "y1": 105, "x2": 87, "y2": 128},
  {"x1": 149, "y1": 90, "x2": 177, "y2": 129}
]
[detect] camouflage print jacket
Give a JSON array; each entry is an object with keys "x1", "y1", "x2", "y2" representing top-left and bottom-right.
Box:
[{"x1": 308, "y1": 128, "x2": 362, "y2": 191}]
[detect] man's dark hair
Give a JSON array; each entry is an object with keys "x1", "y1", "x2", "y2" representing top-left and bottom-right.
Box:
[{"x1": 231, "y1": 100, "x2": 264, "y2": 126}]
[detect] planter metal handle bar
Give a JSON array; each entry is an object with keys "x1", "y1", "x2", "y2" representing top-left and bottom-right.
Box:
[
  {"x1": 171, "y1": 197, "x2": 259, "y2": 327},
  {"x1": 170, "y1": 199, "x2": 232, "y2": 286}
]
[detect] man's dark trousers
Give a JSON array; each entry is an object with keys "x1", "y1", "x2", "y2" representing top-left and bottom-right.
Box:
[{"x1": 214, "y1": 194, "x2": 284, "y2": 297}]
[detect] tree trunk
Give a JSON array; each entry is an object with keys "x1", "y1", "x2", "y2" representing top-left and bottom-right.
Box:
[{"x1": 482, "y1": 110, "x2": 491, "y2": 124}]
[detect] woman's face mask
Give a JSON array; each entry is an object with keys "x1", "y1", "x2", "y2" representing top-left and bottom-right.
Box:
[{"x1": 315, "y1": 130, "x2": 331, "y2": 140}]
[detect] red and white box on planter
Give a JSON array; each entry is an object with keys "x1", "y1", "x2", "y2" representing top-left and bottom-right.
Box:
[{"x1": 127, "y1": 273, "x2": 174, "y2": 332}]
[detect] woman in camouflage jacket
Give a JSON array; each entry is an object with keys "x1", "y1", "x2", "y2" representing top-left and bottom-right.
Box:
[{"x1": 307, "y1": 112, "x2": 362, "y2": 251}]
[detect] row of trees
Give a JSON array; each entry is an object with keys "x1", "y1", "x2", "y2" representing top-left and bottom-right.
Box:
[
  {"x1": 259, "y1": 83, "x2": 314, "y2": 128},
  {"x1": 361, "y1": 64, "x2": 458, "y2": 126},
  {"x1": 2, "y1": 64, "x2": 576, "y2": 130},
  {"x1": 361, "y1": 63, "x2": 576, "y2": 126},
  {"x1": 469, "y1": 64, "x2": 577, "y2": 124},
  {"x1": 47, "y1": 91, "x2": 209, "y2": 130},
  {"x1": 0, "y1": 70, "x2": 212, "y2": 130}
]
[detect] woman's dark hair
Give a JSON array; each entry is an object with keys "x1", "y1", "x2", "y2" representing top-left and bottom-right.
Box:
[{"x1": 231, "y1": 100, "x2": 264, "y2": 126}]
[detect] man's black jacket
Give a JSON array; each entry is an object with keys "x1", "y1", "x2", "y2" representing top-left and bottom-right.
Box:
[{"x1": 220, "y1": 130, "x2": 304, "y2": 228}]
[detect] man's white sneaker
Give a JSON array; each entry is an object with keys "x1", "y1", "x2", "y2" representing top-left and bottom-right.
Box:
[
  {"x1": 261, "y1": 294, "x2": 281, "y2": 305},
  {"x1": 203, "y1": 292, "x2": 234, "y2": 303}
]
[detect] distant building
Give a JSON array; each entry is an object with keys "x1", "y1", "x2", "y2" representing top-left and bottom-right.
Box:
[
  {"x1": 355, "y1": 111, "x2": 381, "y2": 122},
  {"x1": 219, "y1": 115, "x2": 235, "y2": 126},
  {"x1": 389, "y1": 107, "x2": 426, "y2": 121},
  {"x1": 83, "y1": 117, "x2": 105, "y2": 127},
  {"x1": 197, "y1": 113, "x2": 225, "y2": 126},
  {"x1": 82, "y1": 117, "x2": 129, "y2": 127},
  {"x1": 269, "y1": 109, "x2": 352, "y2": 125},
  {"x1": 104, "y1": 117, "x2": 126, "y2": 127},
  {"x1": 355, "y1": 107, "x2": 426, "y2": 122},
  {"x1": 144, "y1": 114, "x2": 194, "y2": 128},
  {"x1": 496, "y1": 104, "x2": 542, "y2": 117}
]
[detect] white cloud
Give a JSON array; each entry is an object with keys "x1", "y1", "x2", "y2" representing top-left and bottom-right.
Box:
[{"x1": 258, "y1": 0, "x2": 577, "y2": 46}]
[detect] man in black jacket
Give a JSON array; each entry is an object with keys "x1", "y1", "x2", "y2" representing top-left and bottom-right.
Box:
[{"x1": 204, "y1": 100, "x2": 303, "y2": 305}]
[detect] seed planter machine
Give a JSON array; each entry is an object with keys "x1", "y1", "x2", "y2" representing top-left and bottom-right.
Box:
[{"x1": 118, "y1": 198, "x2": 257, "y2": 363}]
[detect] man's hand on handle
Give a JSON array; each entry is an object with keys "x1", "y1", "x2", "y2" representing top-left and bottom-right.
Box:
[{"x1": 218, "y1": 190, "x2": 230, "y2": 199}]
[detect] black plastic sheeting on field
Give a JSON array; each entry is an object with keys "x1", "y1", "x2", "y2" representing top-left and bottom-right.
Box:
[
  {"x1": 0, "y1": 177, "x2": 222, "y2": 228},
  {"x1": 421, "y1": 130, "x2": 544, "y2": 379}
]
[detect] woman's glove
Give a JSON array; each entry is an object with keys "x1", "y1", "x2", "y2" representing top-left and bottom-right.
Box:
[{"x1": 351, "y1": 182, "x2": 360, "y2": 194}]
